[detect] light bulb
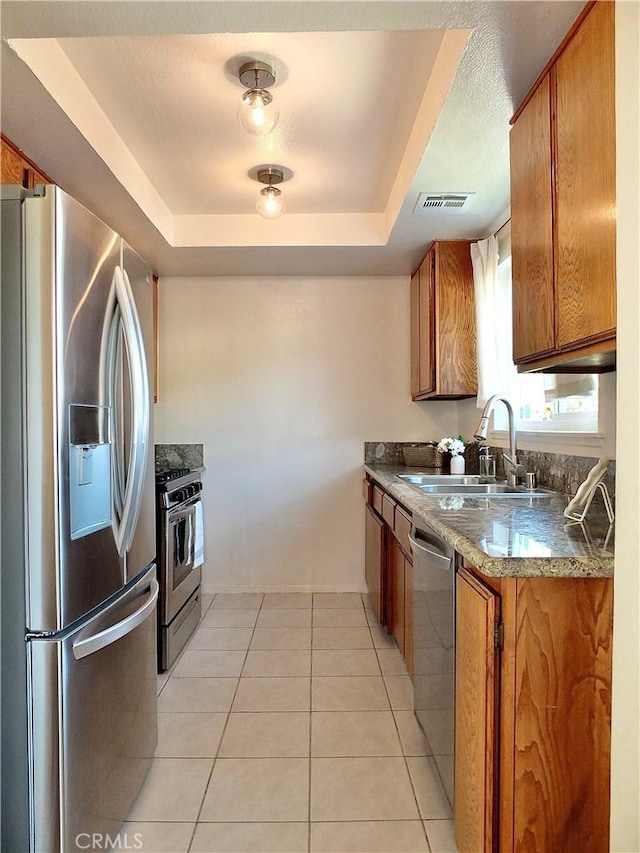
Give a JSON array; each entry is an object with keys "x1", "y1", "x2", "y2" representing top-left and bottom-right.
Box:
[
  {"x1": 238, "y1": 89, "x2": 279, "y2": 137},
  {"x1": 256, "y1": 186, "x2": 285, "y2": 219}
]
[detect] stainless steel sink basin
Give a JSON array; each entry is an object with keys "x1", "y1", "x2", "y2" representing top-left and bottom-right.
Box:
[
  {"x1": 418, "y1": 483, "x2": 552, "y2": 497},
  {"x1": 397, "y1": 473, "x2": 554, "y2": 498},
  {"x1": 398, "y1": 474, "x2": 484, "y2": 486}
]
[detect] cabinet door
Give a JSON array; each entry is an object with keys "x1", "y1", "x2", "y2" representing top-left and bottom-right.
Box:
[
  {"x1": 510, "y1": 75, "x2": 555, "y2": 362},
  {"x1": 1, "y1": 135, "x2": 52, "y2": 187},
  {"x1": 413, "y1": 250, "x2": 436, "y2": 398},
  {"x1": 455, "y1": 568, "x2": 499, "y2": 853},
  {"x1": 389, "y1": 538, "x2": 406, "y2": 656},
  {"x1": 1, "y1": 138, "x2": 27, "y2": 185},
  {"x1": 364, "y1": 506, "x2": 385, "y2": 625},
  {"x1": 403, "y1": 556, "x2": 413, "y2": 675},
  {"x1": 410, "y1": 269, "x2": 421, "y2": 398},
  {"x1": 513, "y1": 577, "x2": 612, "y2": 852},
  {"x1": 554, "y1": 0, "x2": 616, "y2": 351},
  {"x1": 435, "y1": 242, "x2": 477, "y2": 395}
]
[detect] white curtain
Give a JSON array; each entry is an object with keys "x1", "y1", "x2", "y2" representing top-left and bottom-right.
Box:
[{"x1": 471, "y1": 235, "x2": 519, "y2": 408}]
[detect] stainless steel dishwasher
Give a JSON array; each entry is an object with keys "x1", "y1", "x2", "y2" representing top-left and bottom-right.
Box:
[{"x1": 409, "y1": 521, "x2": 455, "y2": 806}]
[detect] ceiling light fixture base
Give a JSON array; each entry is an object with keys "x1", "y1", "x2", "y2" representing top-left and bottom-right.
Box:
[
  {"x1": 257, "y1": 167, "x2": 284, "y2": 186},
  {"x1": 238, "y1": 61, "x2": 276, "y2": 90}
]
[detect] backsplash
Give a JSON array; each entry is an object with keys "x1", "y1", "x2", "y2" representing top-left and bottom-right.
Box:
[
  {"x1": 155, "y1": 443, "x2": 204, "y2": 471},
  {"x1": 364, "y1": 441, "x2": 615, "y2": 502},
  {"x1": 488, "y1": 447, "x2": 616, "y2": 504},
  {"x1": 364, "y1": 441, "x2": 482, "y2": 472}
]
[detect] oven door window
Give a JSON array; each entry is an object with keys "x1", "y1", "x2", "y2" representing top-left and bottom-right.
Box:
[{"x1": 168, "y1": 504, "x2": 196, "y2": 591}]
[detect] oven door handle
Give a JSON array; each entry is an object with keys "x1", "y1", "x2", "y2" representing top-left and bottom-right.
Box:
[
  {"x1": 167, "y1": 503, "x2": 197, "y2": 524},
  {"x1": 167, "y1": 502, "x2": 197, "y2": 566},
  {"x1": 187, "y1": 509, "x2": 195, "y2": 567}
]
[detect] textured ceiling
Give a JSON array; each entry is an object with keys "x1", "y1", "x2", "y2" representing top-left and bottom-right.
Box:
[
  {"x1": 0, "y1": 1, "x2": 585, "y2": 276},
  {"x1": 58, "y1": 30, "x2": 447, "y2": 216}
]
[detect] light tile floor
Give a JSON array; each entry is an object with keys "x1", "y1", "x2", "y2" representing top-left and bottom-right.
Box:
[{"x1": 123, "y1": 593, "x2": 458, "y2": 852}]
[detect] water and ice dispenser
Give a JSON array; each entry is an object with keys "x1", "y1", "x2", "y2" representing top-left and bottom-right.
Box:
[{"x1": 69, "y1": 404, "x2": 112, "y2": 540}]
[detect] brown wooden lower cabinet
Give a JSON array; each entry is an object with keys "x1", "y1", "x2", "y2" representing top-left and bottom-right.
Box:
[
  {"x1": 388, "y1": 537, "x2": 414, "y2": 674},
  {"x1": 455, "y1": 563, "x2": 613, "y2": 853},
  {"x1": 389, "y1": 538, "x2": 406, "y2": 655},
  {"x1": 363, "y1": 477, "x2": 413, "y2": 671},
  {"x1": 455, "y1": 568, "x2": 499, "y2": 853},
  {"x1": 402, "y1": 558, "x2": 413, "y2": 675},
  {"x1": 364, "y1": 504, "x2": 385, "y2": 625}
]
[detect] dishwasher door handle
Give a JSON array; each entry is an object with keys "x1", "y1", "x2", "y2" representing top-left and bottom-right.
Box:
[{"x1": 408, "y1": 533, "x2": 453, "y2": 571}]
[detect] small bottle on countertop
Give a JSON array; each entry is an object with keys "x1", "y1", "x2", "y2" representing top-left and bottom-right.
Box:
[{"x1": 479, "y1": 447, "x2": 496, "y2": 480}]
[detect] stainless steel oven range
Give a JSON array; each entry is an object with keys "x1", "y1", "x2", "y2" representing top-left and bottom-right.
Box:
[{"x1": 156, "y1": 467, "x2": 204, "y2": 671}]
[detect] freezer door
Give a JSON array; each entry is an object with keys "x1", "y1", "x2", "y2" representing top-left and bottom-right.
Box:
[{"x1": 29, "y1": 567, "x2": 158, "y2": 852}]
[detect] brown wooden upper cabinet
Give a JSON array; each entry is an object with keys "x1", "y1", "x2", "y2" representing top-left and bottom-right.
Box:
[
  {"x1": 510, "y1": 1, "x2": 616, "y2": 373},
  {"x1": 1, "y1": 134, "x2": 51, "y2": 188},
  {"x1": 410, "y1": 240, "x2": 477, "y2": 400}
]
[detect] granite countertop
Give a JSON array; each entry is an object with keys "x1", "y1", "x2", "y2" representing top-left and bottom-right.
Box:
[{"x1": 364, "y1": 464, "x2": 614, "y2": 579}]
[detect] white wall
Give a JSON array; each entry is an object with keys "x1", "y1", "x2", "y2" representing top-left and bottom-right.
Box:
[
  {"x1": 610, "y1": 2, "x2": 640, "y2": 849},
  {"x1": 154, "y1": 275, "x2": 459, "y2": 592}
]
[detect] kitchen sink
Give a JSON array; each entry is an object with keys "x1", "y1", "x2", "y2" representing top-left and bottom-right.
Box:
[
  {"x1": 418, "y1": 483, "x2": 552, "y2": 497},
  {"x1": 397, "y1": 473, "x2": 554, "y2": 498},
  {"x1": 398, "y1": 474, "x2": 484, "y2": 486}
]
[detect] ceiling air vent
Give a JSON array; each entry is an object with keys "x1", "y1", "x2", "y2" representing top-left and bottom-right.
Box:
[{"x1": 413, "y1": 192, "x2": 475, "y2": 215}]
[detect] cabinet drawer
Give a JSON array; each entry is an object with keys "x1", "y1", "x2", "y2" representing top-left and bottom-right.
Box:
[
  {"x1": 382, "y1": 494, "x2": 396, "y2": 527},
  {"x1": 394, "y1": 507, "x2": 412, "y2": 558},
  {"x1": 372, "y1": 485, "x2": 384, "y2": 516},
  {"x1": 362, "y1": 478, "x2": 371, "y2": 505}
]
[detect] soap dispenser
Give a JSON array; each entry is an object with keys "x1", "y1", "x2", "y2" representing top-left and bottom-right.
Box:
[{"x1": 478, "y1": 446, "x2": 496, "y2": 480}]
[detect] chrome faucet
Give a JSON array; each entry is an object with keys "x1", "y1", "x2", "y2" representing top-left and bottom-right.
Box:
[{"x1": 474, "y1": 395, "x2": 526, "y2": 487}]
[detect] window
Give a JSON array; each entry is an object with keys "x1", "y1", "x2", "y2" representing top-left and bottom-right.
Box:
[{"x1": 492, "y1": 254, "x2": 599, "y2": 434}]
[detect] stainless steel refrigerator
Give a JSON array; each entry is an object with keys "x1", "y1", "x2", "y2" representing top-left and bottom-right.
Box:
[{"x1": 1, "y1": 185, "x2": 158, "y2": 852}]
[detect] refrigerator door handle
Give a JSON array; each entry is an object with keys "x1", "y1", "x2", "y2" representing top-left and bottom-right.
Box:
[
  {"x1": 118, "y1": 265, "x2": 150, "y2": 555},
  {"x1": 72, "y1": 577, "x2": 158, "y2": 660},
  {"x1": 101, "y1": 264, "x2": 150, "y2": 556}
]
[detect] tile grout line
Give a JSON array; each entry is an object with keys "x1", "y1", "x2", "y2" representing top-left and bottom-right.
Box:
[
  {"x1": 187, "y1": 592, "x2": 265, "y2": 846},
  {"x1": 182, "y1": 589, "x2": 220, "y2": 853},
  {"x1": 367, "y1": 597, "x2": 434, "y2": 853},
  {"x1": 183, "y1": 590, "x2": 224, "y2": 852},
  {"x1": 310, "y1": 592, "x2": 371, "y2": 851}
]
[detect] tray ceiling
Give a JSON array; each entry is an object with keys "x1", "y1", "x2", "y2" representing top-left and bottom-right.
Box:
[{"x1": 1, "y1": 1, "x2": 584, "y2": 276}]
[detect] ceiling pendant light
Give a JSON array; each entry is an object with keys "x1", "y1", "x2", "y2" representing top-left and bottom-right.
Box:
[
  {"x1": 237, "y1": 60, "x2": 279, "y2": 137},
  {"x1": 255, "y1": 167, "x2": 286, "y2": 219}
]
